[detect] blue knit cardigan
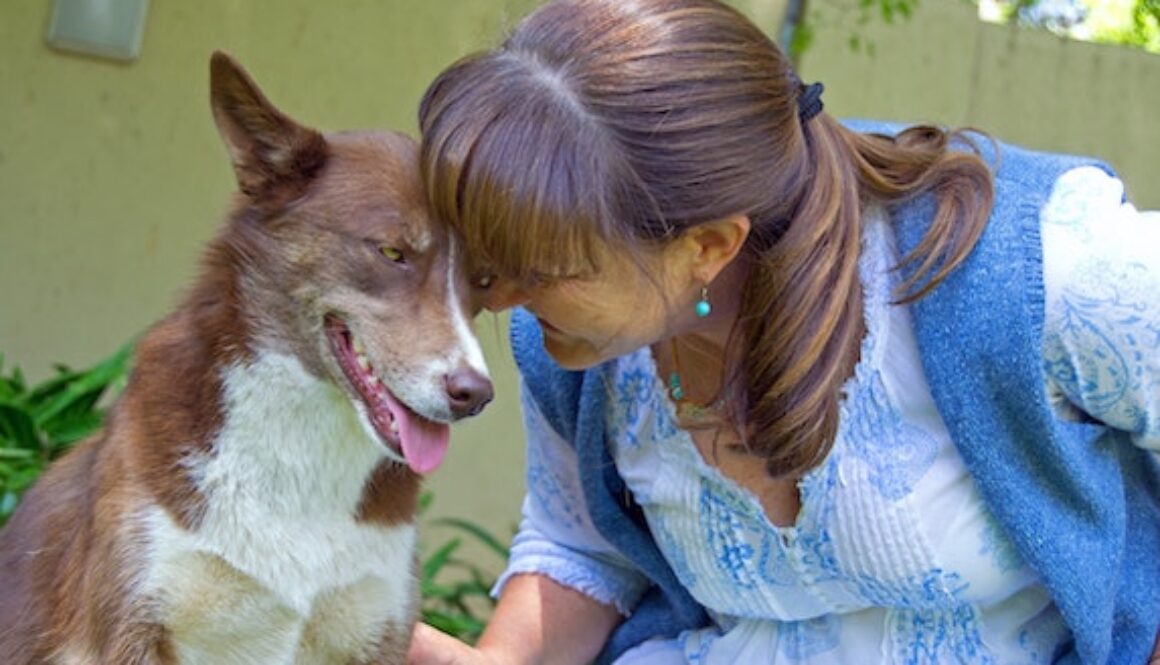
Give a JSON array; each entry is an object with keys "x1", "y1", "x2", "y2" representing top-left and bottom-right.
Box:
[{"x1": 510, "y1": 124, "x2": 1160, "y2": 664}]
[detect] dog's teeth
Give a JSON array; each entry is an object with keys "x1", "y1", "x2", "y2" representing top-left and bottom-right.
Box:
[
  {"x1": 356, "y1": 354, "x2": 371, "y2": 372},
  {"x1": 366, "y1": 374, "x2": 380, "y2": 388},
  {"x1": 352, "y1": 337, "x2": 366, "y2": 355},
  {"x1": 390, "y1": 420, "x2": 400, "y2": 435}
]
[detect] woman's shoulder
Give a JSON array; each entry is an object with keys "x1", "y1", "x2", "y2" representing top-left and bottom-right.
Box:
[
  {"x1": 1041, "y1": 166, "x2": 1130, "y2": 228},
  {"x1": 1041, "y1": 165, "x2": 1159, "y2": 332}
]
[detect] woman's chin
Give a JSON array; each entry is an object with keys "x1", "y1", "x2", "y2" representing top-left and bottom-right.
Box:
[{"x1": 542, "y1": 335, "x2": 603, "y2": 371}]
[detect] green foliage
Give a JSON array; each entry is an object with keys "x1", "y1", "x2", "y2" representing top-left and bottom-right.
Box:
[
  {"x1": 417, "y1": 492, "x2": 511, "y2": 643},
  {"x1": 986, "y1": 0, "x2": 1159, "y2": 53},
  {"x1": 0, "y1": 344, "x2": 133, "y2": 526},
  {"x1": 785, "y1": 0, "x2": 921, "y2": 60},
  {"x1": 790, "y1": 0, "x2": 1160, "y2": 58},
  {"x1": 863, "y1": 0, "x2": 919, "y2": 24},
  {"x1": 1094, "y1": 0, "x2": 1160, "y2": 52}
]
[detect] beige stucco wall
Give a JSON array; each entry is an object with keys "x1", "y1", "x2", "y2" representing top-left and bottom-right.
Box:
[{"x1": 1, "y1": 0, "x2": 1155, "y2": 581}]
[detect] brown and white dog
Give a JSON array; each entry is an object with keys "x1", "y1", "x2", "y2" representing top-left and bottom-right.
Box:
[{"x1": 0, "y1": 52, "x2": 493, "y2": 664}]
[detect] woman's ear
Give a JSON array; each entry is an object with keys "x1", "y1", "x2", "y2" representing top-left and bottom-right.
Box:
[{"x1": 683, "y1": 214, "x2": 751, "y2": 284}]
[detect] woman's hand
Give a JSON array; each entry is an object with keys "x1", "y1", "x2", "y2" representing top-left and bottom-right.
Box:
[
  {"x1": 1150, "y1": 629, "x2": 1160, "y2": 664},
  {"x1": 408, "y1": 623, "x2": 501, "y2": 665},
  {"x1": 408, "y1": 573, "x2": 622, "y2": 665}
]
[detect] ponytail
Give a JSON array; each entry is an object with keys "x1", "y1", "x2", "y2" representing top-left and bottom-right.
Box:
[{"x1": 732, "y1": 116, "x2": 993, "y2": 478}]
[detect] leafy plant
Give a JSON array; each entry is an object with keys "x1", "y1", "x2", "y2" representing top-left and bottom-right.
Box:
[
  {"x1": 781, "y1": 0, "x2": 921, "y2": 60},
  {"x1": 0, "y1": 344, "x2": 133, "y2": 526},
  {"x1": 417, "y1": 492, "x2": 511, "y2": 643}
]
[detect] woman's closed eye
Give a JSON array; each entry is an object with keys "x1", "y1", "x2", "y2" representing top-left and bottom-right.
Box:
[
  {"x1": 473, "y1": 271, "x2": 555, "y2": 291},
  {"x1": 526, "y1": 271, "x2": 592, "y2": 288}
]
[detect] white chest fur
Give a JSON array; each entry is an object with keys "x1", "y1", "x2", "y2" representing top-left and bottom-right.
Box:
[{"x1": 140, "y1": 352, "x2": 417, "y2": 663}]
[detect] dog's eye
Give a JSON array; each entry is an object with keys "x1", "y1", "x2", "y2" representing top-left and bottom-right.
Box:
[
  {"x1": 378, "y1": 246, "x2": 405, "y2": 263},
  {"x1": 475, "y1": 274, "x2": 495, "y2": 290}
]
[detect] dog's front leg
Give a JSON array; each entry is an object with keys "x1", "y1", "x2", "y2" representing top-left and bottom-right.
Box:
[{"x1": 361, "y1": 626, "x2": 414, "y2": 665}]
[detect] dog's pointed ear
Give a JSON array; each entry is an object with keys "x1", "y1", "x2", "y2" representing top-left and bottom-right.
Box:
[{"x1": 209, "y1": 51, "x2": 328, "y2": 200}]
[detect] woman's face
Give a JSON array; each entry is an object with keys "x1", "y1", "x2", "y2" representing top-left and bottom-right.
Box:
[{"x1": 479, "y1": 240, "x2": 691, "y2": 370}]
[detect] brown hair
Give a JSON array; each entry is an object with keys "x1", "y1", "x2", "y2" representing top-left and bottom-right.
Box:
[{"x1": 419, "y1": 0, "x2": 994, "y2": 478}]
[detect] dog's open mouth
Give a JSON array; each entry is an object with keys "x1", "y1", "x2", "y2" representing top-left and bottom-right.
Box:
[{"x1": 324, "y1": 315, "x2": 449, "y2": 474}]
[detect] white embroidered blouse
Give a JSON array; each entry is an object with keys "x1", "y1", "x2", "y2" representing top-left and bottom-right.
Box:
[{"x1": 496, "y1": 166, "x2": 1160, "y2": 664}]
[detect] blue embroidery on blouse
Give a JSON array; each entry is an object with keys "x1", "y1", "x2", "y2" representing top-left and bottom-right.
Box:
[
  {"x1": 877, "y1": 571, "x2": 993, "y2": 665},
  {"x1": 1047, "y1": 290, "x2": 1132, "y2": 411},
  {"x1": 610, "y1": 361, "x2": 681, "y2": 449},
  {"x1": 892, "y1": 602, "x2": 993, "y2": 665},
  {"x1": 842, "y1": 369, "x2": 940, "y2": 501},
  {"x1": 654, "y1": 519, "x2": 699, "y2": 588},
  {"x1": 700, "y1": 486, "x2": 761, "y2": 590},
  {"x1": 755, "y1": 533, "x2": 803, "y2": 588},
  {"x1": 612, "y1": 367, "x2": 658, "y2": 448},
  {"x1": 679, "y1": 628, "x2": 717, "y2": 663},
  {"x1": 697, "y1": 470, "x2": 848, "y2": 593},
  {"x1": 1015, "y1": 607, "x2": 1071, "y2": 664},
  {"x1": 1046, "y1": 279, "x2": 1159, "y2": 435},
  {"x1": 791, "y1": 454, "x2": 843, "y2": 578},
  {"x1": 778, "y1": 615, "x2": 842, "y2": 659},
  {"x1": 525, "y1": 426, "x2": 586, "y2": 530},
  {"x1": 847, "y1": 568, "x2": 965, "y2": 610}
]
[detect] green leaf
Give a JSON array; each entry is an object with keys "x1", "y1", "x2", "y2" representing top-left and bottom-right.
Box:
[
  {"x1": 0, "y1": 403, "x2": 40, "y2": 452},
  {"x1": 25, "y1": 367, "x2": 84, "y2": 405},
  {"x1": 0, "y1": 368, "x2": 24, "y2": 400},
  {"x1": 789, "y1": 19, "x2": 815, "y2": 57},
  {"x1": 429, "y1": 517, "x2": 511, "y2": 560},
  {"x1": 418, "y1": 490, "x2": 435, "y2": 515},
  {"x1": 420, "y1": 582, "x2": 462, "y2": 599},
  {"x1": 43, "y1": 412, "x2": 102, "y2": 449},
  {"x1": 0, "y1": 448, "x2": 35, "y2": 460},
  {"x1": 421, "y1": 609, "x2": 486, "y2": 640},
  {"x1": 32, "y1": 343, "x2": 132, "y2": 429},
  {"x1": 4, "y1": 466, "x2": 46, "y2": 494},
  {"x1": 432, "y1": 569, "x2": 492, "y2": 597},
  {"x1": 421, "y1": 538, "x2": 462, "y2": 581},
  {"x1": 0, "y1": 342, "x2": 132, "y2": 529}
]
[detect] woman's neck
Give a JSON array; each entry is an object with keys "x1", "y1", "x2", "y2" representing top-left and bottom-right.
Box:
[{"x1": 659, "y1": 256, "x2": 751, "y2": 410}]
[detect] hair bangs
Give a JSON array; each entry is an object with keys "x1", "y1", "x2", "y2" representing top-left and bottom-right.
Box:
[{"x1": 420, "y1": 53, "x2": 625, "y2": 283}]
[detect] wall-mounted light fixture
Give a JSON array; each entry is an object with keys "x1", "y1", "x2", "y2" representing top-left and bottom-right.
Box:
[{"x1": 46, "y1": 0, "x2": 151, "y2": 62}]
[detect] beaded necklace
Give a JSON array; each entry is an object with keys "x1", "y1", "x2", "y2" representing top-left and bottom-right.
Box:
[{"x1": 666, "y1": 338, "x2": 728, "y2": 425}]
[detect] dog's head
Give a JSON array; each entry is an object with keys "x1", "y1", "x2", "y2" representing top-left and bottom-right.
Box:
[{"x1": 207, "y1": 52, "x2": 491, "y2": 474}]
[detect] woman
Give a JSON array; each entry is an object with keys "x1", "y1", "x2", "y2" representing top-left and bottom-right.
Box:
[{"x1": 410, "y1": 0, "x2": 1160, "y2": 663}]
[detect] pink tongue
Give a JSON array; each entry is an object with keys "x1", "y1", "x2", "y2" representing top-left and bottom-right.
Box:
[
  {"x1": 363, "y1": 372, "x2": 450, "y2": 474},
  {"x1": 397, "y1": 410, "x2": 450, "y2": 475}
]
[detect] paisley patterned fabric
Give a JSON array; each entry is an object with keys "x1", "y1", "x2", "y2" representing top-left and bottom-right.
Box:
[{"x1": 495, "y1": 167, "x2": 1159, "y2": 663}]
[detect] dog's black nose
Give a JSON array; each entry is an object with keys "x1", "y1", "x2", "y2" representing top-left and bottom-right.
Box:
[{"x1": 445, "y1": 368, "x2": 494, "y2": 418}]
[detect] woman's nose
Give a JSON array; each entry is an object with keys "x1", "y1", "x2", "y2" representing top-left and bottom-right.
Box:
[{"x1": 483, "y1": 278, "x2": 531, "y2": 312}]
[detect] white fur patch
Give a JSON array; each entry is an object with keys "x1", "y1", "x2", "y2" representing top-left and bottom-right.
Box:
[
  {"x1": 140, "y1": 352, "x2": 416, "y2": 663},
  {"x1": 447, "y1": 237, "x2": 488, "y2": 377},
  {"x1": 372, "y1": 236, "x2": 490, "y2": 422}
]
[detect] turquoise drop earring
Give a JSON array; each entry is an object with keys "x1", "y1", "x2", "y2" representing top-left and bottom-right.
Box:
[
  {"x1": 668, "y1": 285, "x2": 711, "y2": 408},
  {"x1": 694, "y1": 286, "x2": 711, "y2": 318}
]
